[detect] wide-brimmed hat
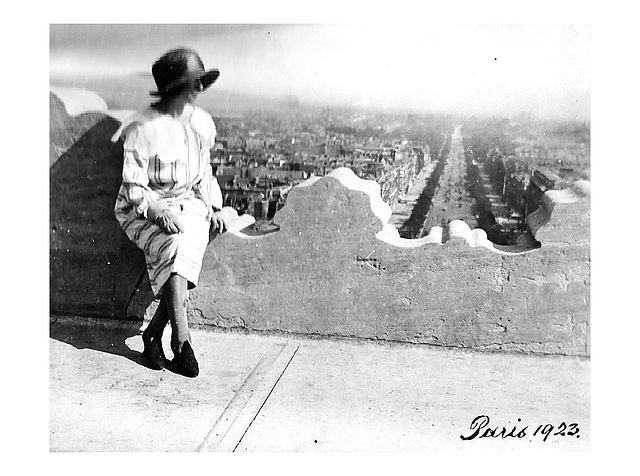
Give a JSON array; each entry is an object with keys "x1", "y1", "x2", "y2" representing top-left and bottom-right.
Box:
[{"x1": 150, "y1": 48, "x2": 220, "y2": 96}]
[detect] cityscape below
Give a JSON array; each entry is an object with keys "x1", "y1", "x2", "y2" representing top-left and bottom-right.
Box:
[
  {"x1": 210, "y1": 106, "x2": 589, "y2": 245},
  {"x1": 51, "y1": 74, "x2": 590, "y2": 245}
]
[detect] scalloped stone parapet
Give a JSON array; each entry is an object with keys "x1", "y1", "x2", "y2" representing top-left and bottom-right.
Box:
[
  {"x1": 49, "y1": 87, "x2": 109, "y2": 115},
  {"x1": 50, "y1": 88, "x2": 590, "y2": 356},
  {"x1": 183, "y1": 169, "x2": 589, "y2": 356},
  {"x1": 49, "y1": 86, "x2": 136, "y2": 122},
  {"x1": 527, "y1": 180, "x2": 590, "y2": 246}
]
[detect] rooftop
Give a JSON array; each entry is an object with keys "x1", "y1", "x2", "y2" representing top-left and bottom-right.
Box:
[{"x1": 50, "y1": 315, "x2": 589, "y2": 452}]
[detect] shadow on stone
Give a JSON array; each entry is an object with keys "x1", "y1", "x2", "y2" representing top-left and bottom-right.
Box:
[
  {"x1": 50, "y1": 93, "x2": 146, "y2": 318},
  {"x1": 49, "y1": 315, "x2": 200, "y2": 375},
  {"x1": 49, "y1": 317, "x2": 147, "y2": 368}
]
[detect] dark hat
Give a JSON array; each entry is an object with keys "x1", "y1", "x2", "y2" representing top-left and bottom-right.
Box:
[{"x1": 150, "y1": 48, "x2": 220, "y2": 96}]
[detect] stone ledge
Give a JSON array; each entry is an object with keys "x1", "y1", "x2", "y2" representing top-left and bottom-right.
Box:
[
  {"x1": 527, "y1": 180, "x2": 591, "y2": 246},
  {"x1": 49, "y1": 88, "x2": 590, "y2": 356}
]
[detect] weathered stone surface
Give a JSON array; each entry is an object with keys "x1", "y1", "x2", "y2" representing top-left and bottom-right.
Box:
[
  {"x1": 49, "y1": 88, "x2": 590, "y2": 356},
  {"x1": 527, "y1": 181, "x2": 591, "y2": 246},
  {"x1": 184, "y1": 175, "x2": 589, "y2": 356},
  {"x1": 49, "y1": 93, "x2": 145, "y2": 317}
]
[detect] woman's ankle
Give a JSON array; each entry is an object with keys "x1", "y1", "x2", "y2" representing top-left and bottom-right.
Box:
[
  {"x1": 143, "y1": 326, "x2": 164, "y2": 341},
  {"x1": 171, "y1": 333, "x2": 191, "y2": 353}
]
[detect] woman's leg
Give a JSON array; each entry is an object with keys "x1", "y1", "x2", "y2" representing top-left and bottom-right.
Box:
[
  {"x1": 163, "y1": 273, "x2": 199, "y2": 377},
  {"x1": 141, "y1": 296, "x2": 169, "y2": 369},
  {"x1": 141, "y1": 274, "x2": 197, "y2": 375},
  {"x1": 163, "y1": 273, "x2": 195, "y2": 352},
  {"x1": 145, "y1": 296, "x2": 170, "y2": 339}
]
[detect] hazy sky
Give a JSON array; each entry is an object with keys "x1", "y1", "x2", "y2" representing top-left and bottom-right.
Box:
[{"x1": 50, "y1": 24, "x2": 589, "y2": 119}]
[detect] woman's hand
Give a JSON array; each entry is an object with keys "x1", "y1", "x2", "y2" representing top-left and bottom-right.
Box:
[
  {"x1": 155, "y1": 210, "x2": 185, "y2": 234},
  {"x1": 210, "y1": 211, "x2": 228, "y2": 233},
  {"x1": 147, "y1": 201, "x2": 184, "y2": 234}
]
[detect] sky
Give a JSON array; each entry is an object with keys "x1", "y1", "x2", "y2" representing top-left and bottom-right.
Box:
[{"x1": 50, "y1": 23, "x2": 590, "y2": 120}]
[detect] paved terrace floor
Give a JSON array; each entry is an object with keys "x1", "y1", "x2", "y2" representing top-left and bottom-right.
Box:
[{"x1": 50, "y1": 315, "x2": 589, "y2": 452}]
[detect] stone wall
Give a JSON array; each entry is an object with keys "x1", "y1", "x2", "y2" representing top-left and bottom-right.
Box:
[
  {"x1": 50, "y1": 93, "x2": 144, "y2": 317},
  {"x1": 50, "y1": 90, "x2": 590, "y2": 356}
]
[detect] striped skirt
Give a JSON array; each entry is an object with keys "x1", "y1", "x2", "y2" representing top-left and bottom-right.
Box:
[{"x1": 115, "y1": 194, "x2": 210, "y2": 296}]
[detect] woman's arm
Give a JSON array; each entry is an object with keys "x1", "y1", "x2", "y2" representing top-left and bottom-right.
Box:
[
  {"x1": 194, "y1": 160, "x2": 227, "y2": 232},
  {"x1": 192, "y1": 111, "x2": 223, "y2": 220},
  {"x1": 120, "y1": 125, "x2": 161, "y2": 218},
  {"x1": 194, "y1": 163, "x2": 224, "y2": 213}
]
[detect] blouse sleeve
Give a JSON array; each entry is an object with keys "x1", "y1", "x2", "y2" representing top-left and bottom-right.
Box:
[
  {"x1": 120, "y1": 125, "x2": 160, "y2": 218},
  {"x1": 192, "y1": 112, "x2": 223, "y2": 218},
  {"x1": 194, "y1": 162, "x2": 224, "y2": 218}
]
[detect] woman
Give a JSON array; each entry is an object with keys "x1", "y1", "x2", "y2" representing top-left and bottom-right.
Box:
[{"x1": 113, "y1": 48, "x2": 226, "y2": 377}]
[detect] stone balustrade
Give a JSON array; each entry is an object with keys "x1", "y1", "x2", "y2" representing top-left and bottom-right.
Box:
[{"x1": 50, "y1": 90, "x2": 590, "y2": 356}]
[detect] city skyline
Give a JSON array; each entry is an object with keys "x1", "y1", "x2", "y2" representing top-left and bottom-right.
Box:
[{"x1": 50, "y1": 24, "x2": 589, "y2": 120}]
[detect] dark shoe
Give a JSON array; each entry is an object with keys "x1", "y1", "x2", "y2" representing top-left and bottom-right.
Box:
[
  {"x1": 142, "y1": 329, "x2": 166, "y2": 370},
  {"x1": 172, "y1": 340, "x2": 199, "y2": 378}
]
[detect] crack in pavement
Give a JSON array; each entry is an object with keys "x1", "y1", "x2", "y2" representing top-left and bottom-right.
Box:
[{"x1": 197, "y1": 340, "x2": 300, "y2": 452}]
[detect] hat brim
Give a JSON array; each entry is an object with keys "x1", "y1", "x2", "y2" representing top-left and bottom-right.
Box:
[
  {"x1": 200, "y1": 69, "x2": 220, "y2": 90},
  {"x1": 150, "y1": 69, "x2": 220, "y2": 96}
]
